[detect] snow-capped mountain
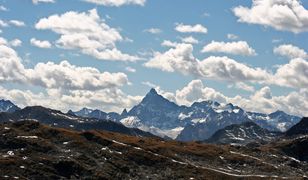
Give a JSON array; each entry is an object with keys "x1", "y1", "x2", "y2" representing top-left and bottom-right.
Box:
[
  {"x1": 204, "y1": 121, "x2": 281, "y2": 145},
  {"x1": 121, "y1": 89, "x2": 301, "y2": 141},
  {"x1": 120, "y1": 116, "x2": 183, "y2": 139},
  {"x1": 0, "y1": 99, "x2": 20, "y2": 113},
  {"x1": 64, "y1": 89, "x2": 301, "y2": 142}
]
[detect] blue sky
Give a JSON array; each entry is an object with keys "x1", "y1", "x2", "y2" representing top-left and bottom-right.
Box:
[{"x1": 0, "y1": 0, "x2": 307, "y2": 116}]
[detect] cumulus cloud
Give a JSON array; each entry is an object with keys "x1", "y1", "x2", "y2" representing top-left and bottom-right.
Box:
[
  {"x1": 144, "y1": 43, "x2": 200, "y2": 76},
  {"x1": 35, "y1": 9, "x2": 139, "y2": 61},
  {"x1": 32, "y1": 0, "x2": 55, "y2": 4},
  {"x1": 181, "y1": 36, "x2": 199, "y2": 44},
  {"x1": 30, "y1": 38, "x2": 52, "y2": 49},
  {"x1": 9, "y1": 20, "x2": 26, "y2": 27},
  {"x1": 144, "y1": 28, "x2": 162, "y2": 34},
  {"x1": 274, "y1": 44, "x2": 307, "y2": 59},
  {"x1": 233, "y1": 0, "x2": 308, "y2": 33},
  {"x1": 273, "y1": 58, "x2": 308, "y2": 89},
  {"x1": 161, "y1": 40, "x2": 178, "y2": 48},
  {"x1": 0, "y1": 36, "x2": 139, "y2": 112},
  {"x1": 175, "y1": 23, "x2": 208, "y2": 34},
  {"x1": 9, "y1": 39, "x2": 22, "y2": 47},
  {"x1": 161, "y1": 80, "x2": 307, "y2": 116},
  {"x1": 201, "y1": 41, "x2": 257, "y2": 56},
  {"x1": 145, "y1": 43, "x2": 269, "y2": 83},
  {"x1": 0, "y1": 85, "x2": 142, "y2": 113},
  {"x1": 175, "y1": 80, "x2": 227, "y2": 106},
  {"x1": 0, "y1": 36, "x2": 129, "y2": 91},
  {"x1": 83, "y1": 0, "x2": 146, "y2": 7}
]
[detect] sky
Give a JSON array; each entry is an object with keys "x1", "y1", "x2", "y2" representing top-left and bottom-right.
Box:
[{"x1": 0, "y1": 0, "x2": 307, "y2": 116}]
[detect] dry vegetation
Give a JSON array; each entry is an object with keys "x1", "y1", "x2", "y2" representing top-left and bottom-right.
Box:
[{"x1": 0, "y1": 120, "x2": 307, "y2": 179}]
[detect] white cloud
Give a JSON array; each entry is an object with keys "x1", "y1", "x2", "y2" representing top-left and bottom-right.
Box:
[
  {"x1": 164, "y1": 80, "x2": 307, "y2": 116},
  {"x1": 273, "y1": 58, "x2": 308, "y2": 89},
  {"x1": 35, "y1": 9, "x2": 139, "y2": 61},
  {"x1": 144, "y1": 43, "x2": 200, "y2": 76},
  {"x1": 125, "y1": 66, "x2": 136, "y2": 73},
  {"x1": 144, "y1": 28, "x2": 162, "y2": 34},
  {"x1": 233, "y1": 0, "x2": 308, "y2": 33},
  {"x1": 181, "y1": 36, "x2": 199, "y2": 44},
  {"x1": 0, "y1": 20, "x2": 8, "y2": 27},
  {"x1": 32, "y1": 0, "x2": 55, "y2": 4},
  {"x1": 202, "y1": 41, "x2": 257, "y2": 56},
  {"x1": 9, "y1": 39, "x2": 22, "y2": 47},
  {"x1": 0, "y1": 36, "x2": 139, "y2": 112},
  {"x1": 83, "y1": 0, "x2": 146, "y2": 7},
  {"x1": 0, "y1": 6, "x2": 8, "y2": 11},
  {"x1": 0, "y1": 85, "x2": 142, "y2": 113},
  {"x1": 274, "y1": 44, "x2": 307, "y2": 59},
  {"x1": 175, "y1": 23, "x2": 208, "y2": 34},
  {"x1": 27, "y1": 61, "x2": 129, "y2": 90},
  {"x1": 198, "y1": 56, "x2": 269, "y2": 82},
  {"x1": 9, "y1": 20, "x2": 26, "y2": 27},
  {"x1": 0, "y1": 36, "x2": 129, "y2": 91},
  {"x1": 161, "y1": 40, "x2": 178, "y2": 48},
  {"x1": 145, "y1": 43, "x2": 268, "y2": 83},
  {"x1": 227, "y1": 33, "x2": 238, "y2": 40},
  {"x1": 175, "y1": 80, "x2": 227, "y2": 106},
  {"x1": 30, "y1": 38, "x2": 52, "y2": 49},
  {"x1": 145, "y1": 44, "x2": 307, "y2": 90}
]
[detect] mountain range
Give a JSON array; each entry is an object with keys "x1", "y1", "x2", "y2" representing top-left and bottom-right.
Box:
[
  {"x1": 0, "y1": 88, "x2": 302, "y2": 142},
  {"x1": 0, "y1": 93, "x2": 307, "y2": 178},
  {"x1": 69, "y1": 88, "x2": 301, "y2": 141},
  {"x1": 0, "y1": 106, "x2": 155, "y2": 138}
]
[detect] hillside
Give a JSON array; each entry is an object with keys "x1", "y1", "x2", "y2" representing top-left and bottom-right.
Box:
[{"x1": 0, "y1": 120, "x2": 307, "y2": 179}]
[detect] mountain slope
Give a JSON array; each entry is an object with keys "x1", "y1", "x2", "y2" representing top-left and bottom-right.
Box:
[
  {"x1": 0, "y1": 120, "x2": 307, "y2": 179},
  {"x1": 286, "y1": 117, "x2": 308, "y2": 137},
  {"x1": 204, "y1": 121, "x2": 281, "y2": 145},
  {"x1": 0, "y1": 106, "x2": 155, "y2": 138},
  {"x1": 0, "y1": 99, "x2": 20, "y2": 113}
]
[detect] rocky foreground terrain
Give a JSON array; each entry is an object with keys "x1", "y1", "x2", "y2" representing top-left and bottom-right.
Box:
[{"x1": 1, "y1": 120, "x2": 307, "y2": 179}]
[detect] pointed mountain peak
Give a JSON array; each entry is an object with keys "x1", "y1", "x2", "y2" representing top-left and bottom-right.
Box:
[
  {"x1": 148, "y1": 88, "x2": 158, "y2": 96},
  {"x1": 67, "y1": 110, "x2": 75, "y2": 115},
  {"x1": 0, "y1": 99, "x2": 20, "y2": 113},
  {"x1": 121, "y1": 108, "x2": 128, "y2": 116}
]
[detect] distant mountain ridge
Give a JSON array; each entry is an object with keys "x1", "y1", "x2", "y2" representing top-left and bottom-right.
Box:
[
  {"x1": 0, "y1": 105, "x2": 156, "y2": 138},
  {"x1": 1, "y1": 88, "x2": 302, "y2": 142}
]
